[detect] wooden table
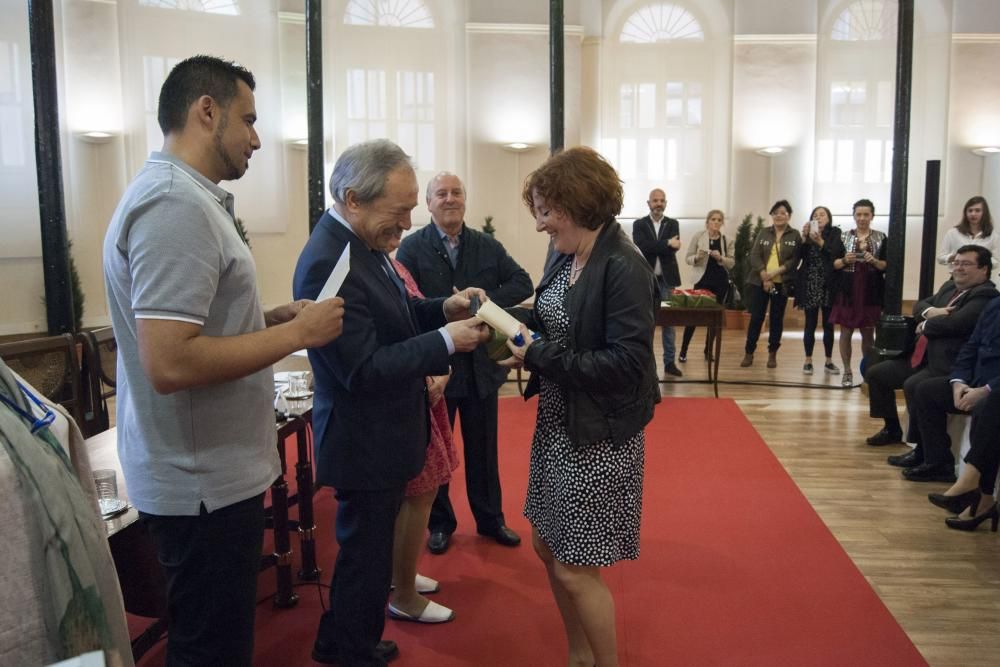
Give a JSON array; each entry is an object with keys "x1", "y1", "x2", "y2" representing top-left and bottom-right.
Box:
[
  {"x1": 657, "y1": 305, "x2": 724, "y2": 397},
  {"x1": 84, "y1": 400, "x2": 319, "y2": 638}
]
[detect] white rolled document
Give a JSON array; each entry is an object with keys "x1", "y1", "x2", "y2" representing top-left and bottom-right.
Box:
[{"x1": 474, "y1": 300, "x2": 523, "y2": 338}]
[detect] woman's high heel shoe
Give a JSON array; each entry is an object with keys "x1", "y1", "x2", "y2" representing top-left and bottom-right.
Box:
[
  {"x1": 945, "y1": 502, "x2": 1000, "y2": 532},
  {"x1": 928, "y1": 489, "x2": 980, "y2": 515}
]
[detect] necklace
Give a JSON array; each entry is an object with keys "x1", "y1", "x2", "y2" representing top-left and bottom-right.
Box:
[{"x1": 570, "y1": 255, "x2": 586, "y2": 284}]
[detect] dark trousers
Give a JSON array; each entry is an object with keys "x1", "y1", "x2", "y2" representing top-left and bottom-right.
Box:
[
  {"x1": 140, "y1": 492, "x2": 265, "y2": 667},
  {"x1": 745, "y1": 284, "x2": 788, "y2": 354},
  {"x1": 655, "y1": 274, "x2": 677, "y2": 365},
  {"x1": 317, "y1": 486, "x2": 404, "y2": 666},
  {"x1": 912, "y1": 376, "x2": 964, "y2": 467},
  {"x1": 866, "y1": 358, "x2": 939, "y2": 436},
  {"x1": 802, "y1": 305, "x2": 834, "y2": 358},
  {"x1": 429, "y1": 393, "x2": 503, "y2": 535},
  {"x1": 965, "y1": 389, "x2": 1000, "y2": 494}
]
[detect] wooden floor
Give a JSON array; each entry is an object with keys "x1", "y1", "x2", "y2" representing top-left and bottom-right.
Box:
[{"x1": 501, "y1": 325, "x2": 1000, "y2": 667}]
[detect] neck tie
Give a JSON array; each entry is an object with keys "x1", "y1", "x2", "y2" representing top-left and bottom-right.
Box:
[
  {"x1": 910, "y1": 290, "x2": 965, "y2": 367},
  {"x1": 446, "y1": 235, "x2": 460, "y2": 267},
  {"x1": 378, "y1": 252, "x2": 408, "y2": 304}
]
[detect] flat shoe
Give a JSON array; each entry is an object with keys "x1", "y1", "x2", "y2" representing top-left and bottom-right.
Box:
[
  {"x1": 390, "y1": 573, "x2": 440, "y2": 594},
  {"x1": 387, "y1": 600, "x2": 454, "y2": 624}
]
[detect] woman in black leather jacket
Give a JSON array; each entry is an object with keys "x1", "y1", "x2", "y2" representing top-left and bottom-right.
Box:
[{"x1": 503, "y1": 146, "x2": 658, "y2": 667}]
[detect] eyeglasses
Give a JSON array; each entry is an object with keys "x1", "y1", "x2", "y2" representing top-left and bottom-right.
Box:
[{"x1": 949, "y1": 260, "x2": 979, "y2": 268}]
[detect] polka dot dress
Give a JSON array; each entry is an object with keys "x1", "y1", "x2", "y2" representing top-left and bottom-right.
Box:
[{"x1": 523, "y1": 260, "x2": 645, "y2": 567}]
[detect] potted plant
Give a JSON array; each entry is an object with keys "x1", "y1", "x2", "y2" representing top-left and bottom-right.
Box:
[
  {"x1": 482, "y1": 215, "x2": 496, "y2": 237},
  {"x1": 727, "y1": 213, "x2": 764, "y2": 329}
]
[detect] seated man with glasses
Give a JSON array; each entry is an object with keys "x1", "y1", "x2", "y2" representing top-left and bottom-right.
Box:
[
  {"x1": 863, "y1": 246, "x2": 996, "y2": 460},
  {"x1": 905, "y1": 290, "x2": 1000, "y2": 484}
]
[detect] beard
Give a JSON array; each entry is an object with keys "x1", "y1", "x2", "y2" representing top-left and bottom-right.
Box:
[{"x1": 212, "y1": 113, "x2": 244, "y2": 181}]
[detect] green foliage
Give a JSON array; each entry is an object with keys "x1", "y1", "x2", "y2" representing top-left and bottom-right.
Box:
[
  {"x1": 731, "y1": 213, "x2": 765, "y2": 311},
  {"x1": 68, "y1": 240, "x2": 84, "y2": 331},
  {"x1": 234, "y1": 217, "x2": 252, "y2": 248},
  {"x1": 482, "y1": 215, "x2": 496, "y2": 236}
]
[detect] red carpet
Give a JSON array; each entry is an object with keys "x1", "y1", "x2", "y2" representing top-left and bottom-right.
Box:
[{"x1": 134, "y1": 397, "x2": 926, "y2": 666}]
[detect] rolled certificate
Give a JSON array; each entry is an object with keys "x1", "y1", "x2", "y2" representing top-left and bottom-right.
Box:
[
  {"x1": 474, "y1": 300, "x2": 522, "y2": 338},
  {"x1": 475, "y1": 300, "x2": 540, "y2": 347}
]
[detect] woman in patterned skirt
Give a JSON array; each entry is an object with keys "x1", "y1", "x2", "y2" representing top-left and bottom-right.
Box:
[
  {"x1": 794, "y1": 205, "x2": 844, "y2": 376},
  {"x1": 829, "y1": 198, "x2": 888, "y2": 386},
  {"x1": 502, "y1": 147, "x2": 659, "y2": 667}
]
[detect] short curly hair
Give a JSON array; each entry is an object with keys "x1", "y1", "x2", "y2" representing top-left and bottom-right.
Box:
[{"x1": 521, "y1": 146, "x2": 623, "y2": 230}]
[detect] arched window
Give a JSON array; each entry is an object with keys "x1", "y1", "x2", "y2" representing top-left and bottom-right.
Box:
[
  {"x1": 138, "y1": 0, "x2": 241, "y2": 15},
  {"x1": 831, "y1": 0, "x2": 896, "y2": 42},
  {"x1": 619, "y1": 3, "x2": 704, "y2": 43},
  {"x1": 815, "y1": 0, "x2": 899, "y2": 210},
  {"x1": 601, "y1": 0, "x2": 725, "y2": 216},
  {"x1": 344, "y1": 0, "x2": 434, "y2": 29}
]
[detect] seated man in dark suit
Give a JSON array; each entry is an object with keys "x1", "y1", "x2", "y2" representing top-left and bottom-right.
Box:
[
  {"x1": 293, "y1": 139, "x2": 488, "y2": 666},
  {"x1": 865, "y1": 245, "x2": 996, "y2": 447},
  {"x1": 397, "y1": 171, "x2": 534, "y2": 555},
  {"x1": 902, "y1": 292, "x2": 1000, "y2": 483}
]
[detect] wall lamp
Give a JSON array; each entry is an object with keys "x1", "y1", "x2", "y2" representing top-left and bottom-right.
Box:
[
  {"x1": 502, "y1": 142, "x2": 534, "y2": 153},
  {"x1": 76, "y1": 131, "x2": 116, "y2": 144},
  {"x1": 972, "y1": 146, "x2": 1000, "y2": 157},
  {"x1": 755, "y1": 146, "x2": 785, "y2": 156}
]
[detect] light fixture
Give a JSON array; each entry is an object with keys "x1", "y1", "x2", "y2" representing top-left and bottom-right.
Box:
[
  {"x1": 288, "y1": 138, "x2": 310, "y2": 150},
  {"x1": 755, "y1": 146, "x2": 785, "y2": 156},
  {"x1": 76, "y1": 131, "x2": 116, "y2": 144},
  {"x1": 502, "y1": 142, "x2": 533, "y2": 153},
  {"x1": 972, "y1": 146, "x2": 1000, "y2": 157}
]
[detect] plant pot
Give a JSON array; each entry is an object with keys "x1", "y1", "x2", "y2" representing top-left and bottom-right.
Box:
[{"x1": 724, "y1": 309, "x2": 745, "y2": 330}]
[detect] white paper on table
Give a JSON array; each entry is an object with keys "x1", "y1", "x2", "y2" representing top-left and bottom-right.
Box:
[
  {"x1": 318, "y1": 245, "x2": 350, "y2": 301},
  {"x1": 475, "y1": 300, "x2": 523, "y2": 337}
]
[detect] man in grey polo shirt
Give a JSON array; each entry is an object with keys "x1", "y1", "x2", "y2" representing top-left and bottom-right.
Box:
[{"x1": 103, "y1": 56, "x2": 344, "y2": 666}]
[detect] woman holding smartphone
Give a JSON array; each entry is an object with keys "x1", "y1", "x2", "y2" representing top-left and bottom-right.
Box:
[
  {"x1": 794, "y1": 206, "x2": 843, "y2": 375},
  {"x1": 829, "y1": 198, "x2": 887, "y2": 387},
  {"x1": 679, "y1": 209, "x2": 734, "y2": 362}
]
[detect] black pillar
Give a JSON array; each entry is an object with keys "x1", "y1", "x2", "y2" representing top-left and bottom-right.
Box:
[
  {"x1": 874, "y1": 0, "x2": 914, "y2": 358},
  {"x1": 918, "y1": 160, "x2": 941, "y2": 300},
  {"x1": 549, "y1": 0, "x2": 564, "y2": 154},
  {"x1": 306, "y1": 0, "x2": 324, "y2": 232},
  {"x1": 28, "y1": 0, "x2": 74, "y2": 334}
]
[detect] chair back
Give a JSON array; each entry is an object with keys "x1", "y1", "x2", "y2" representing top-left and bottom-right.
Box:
[
  {"x1": 0, "y1": 334, "x2": 85, "y2": 428},
  {"x1": 80, "y1": 327, "x2": 117, "y2": 435}
]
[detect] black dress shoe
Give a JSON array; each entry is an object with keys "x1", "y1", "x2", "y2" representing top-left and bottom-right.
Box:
[
  {"x1": 928, "y1": 489, "x2": 981, "y2": 514},
  {"x1": 478, "y1": 524, "x2": 521, "y2": 547},
  {"x1": 664, "y1": 363, "x2": 683, "y2": 377},
  {"x1": 312, "y1": 639, "x2": 399, "y2": 664},
  {"x1": 901, "y1": 462, "x2": 957, "y2": 483},
  {"x1": 866, "y1": 428, "x2": 903, "y2": 446},
  {"x1": 427, "y1": 531, "x2": 451, "y2": 555},
  {"x1": 886, "y1": 450, "x2": 921, "y2": 468}
]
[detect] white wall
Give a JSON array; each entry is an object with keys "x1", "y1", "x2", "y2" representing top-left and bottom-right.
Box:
[{"x1": 3, "y1": 1, "x2": 1000, "y2": 333}]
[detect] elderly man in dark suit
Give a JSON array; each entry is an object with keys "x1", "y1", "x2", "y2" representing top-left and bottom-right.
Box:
[
  {"x1": 902, "y1": 292, "x2": 1000, "y2": 484},
  {"x1": 865, "y1": 245, "x2": 996, "y2": 448},
  {"x1": 632, "y1": 188, "x2": 683, "y2": 377},
  {"x1": 293, "y1": 140, "x2": 488, "y2": 667},
  {"x1": 396, "y1": 172, "x2": 533, "y2": 555}
]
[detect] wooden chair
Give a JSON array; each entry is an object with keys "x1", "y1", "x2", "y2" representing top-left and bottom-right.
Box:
[
  {"x1": 80, "y1": 327, "x2": 117, "y2": 436},
  {"x1": 0, "y1": 334, "x2": 85, "y2": 429}
]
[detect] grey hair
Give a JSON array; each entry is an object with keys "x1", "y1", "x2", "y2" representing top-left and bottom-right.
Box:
[
  {"x1": 425, "y1": 171, "x2": 466, "y2": 201},
  {"x1": 329, "y1": 139, "x2": 413, "y2": 205}
]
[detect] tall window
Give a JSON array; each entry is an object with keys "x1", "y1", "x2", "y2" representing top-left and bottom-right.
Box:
[
  {"x1": 814, "y1": 0, "x2": 898, "y2": 210},
  {"x1": 331, "y1": 0, "x2": 445, "y2": 174},
  {"x1": 602, "y1": 1, "x2": 723, "y2": 216}
]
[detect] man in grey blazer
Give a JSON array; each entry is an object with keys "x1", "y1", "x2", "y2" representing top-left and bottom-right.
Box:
[
  {"x1": 632, "y1": 188, "x2": 683, "y2": 377},
  {"x1": 397, "y1": 172, "x2": 533, "y2": 555}
]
